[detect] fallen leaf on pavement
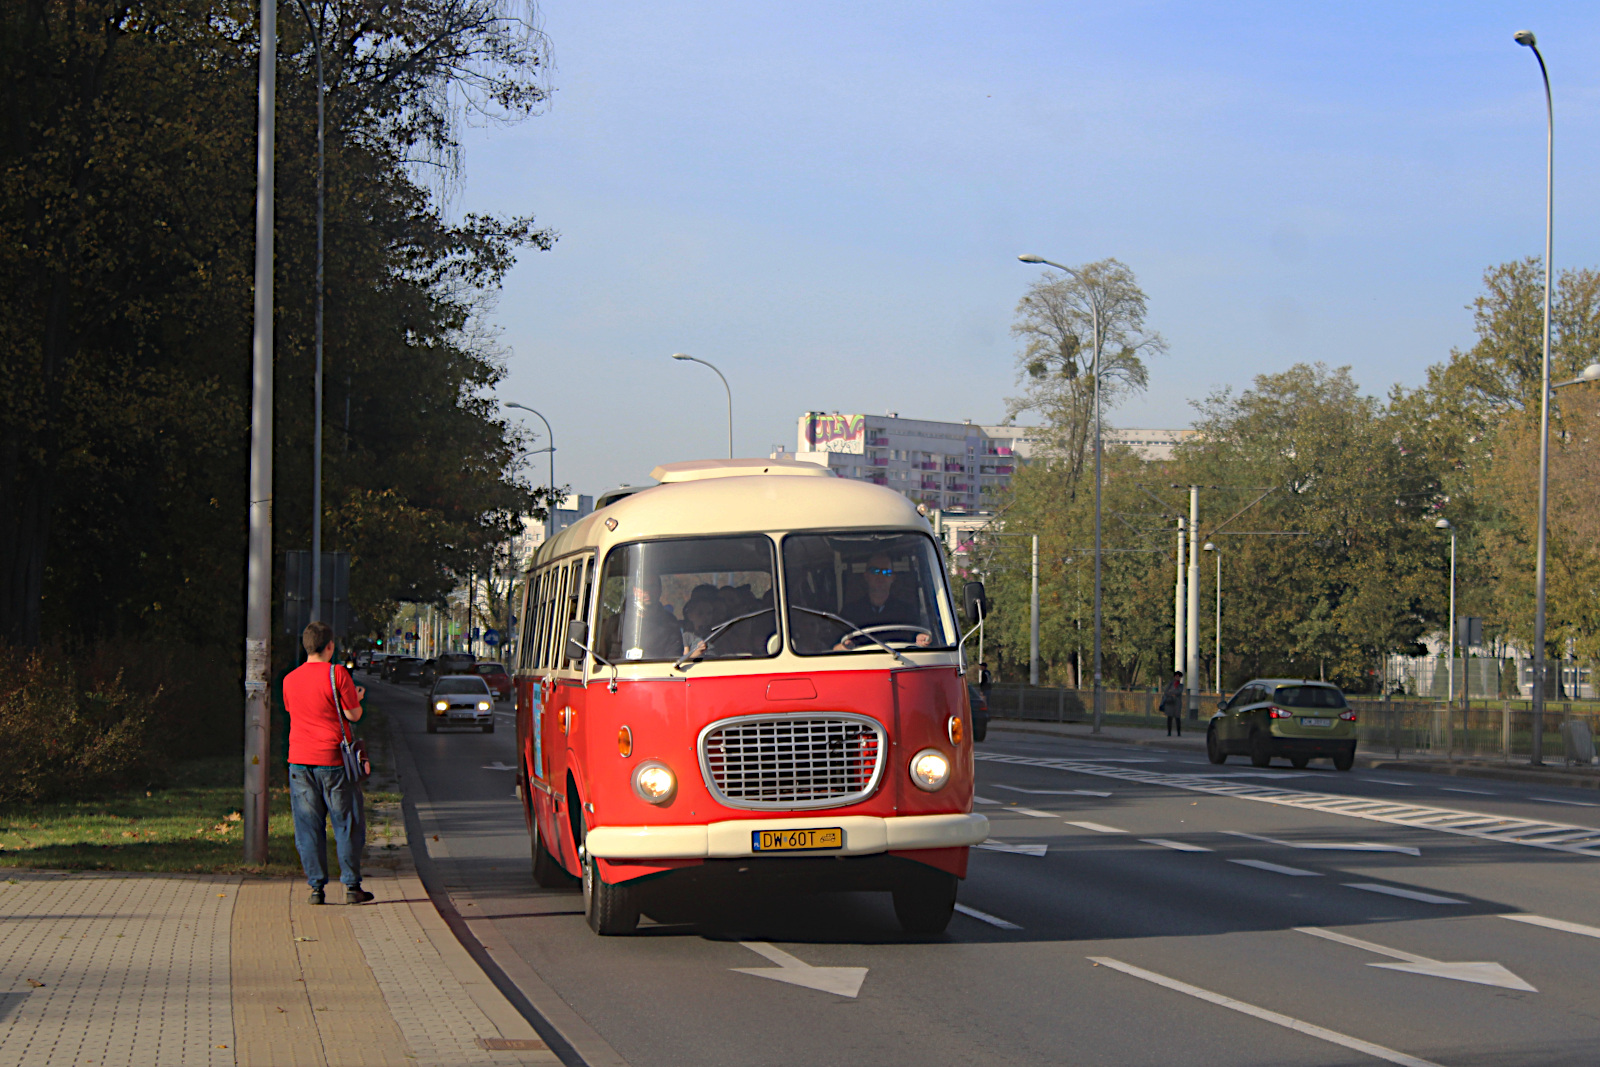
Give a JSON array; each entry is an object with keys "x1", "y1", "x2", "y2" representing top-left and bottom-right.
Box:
[
  {"x1": 26, "y1": 979, "x2": 44, "y2": 988},
  {"x1": 293, "y1": 936, "x2": 317, "y2": 942}
]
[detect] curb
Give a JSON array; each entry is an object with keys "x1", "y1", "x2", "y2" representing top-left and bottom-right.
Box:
[{"x1": 988, "y1": 719, "x2": 1600, "y2": 791}]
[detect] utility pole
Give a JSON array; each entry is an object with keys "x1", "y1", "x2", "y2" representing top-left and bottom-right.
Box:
[
  {"x1": 1186, "y1": 486, "x2": 1201, "y2": 719},
  {"x1": 1173, "y1": 517, "x2": 1186, "y2": 676},
  {"x1": 242, "y1": 0, "x2": 277, "y2": 866},
  {"x1": 1029, "y1": 534, "x2": 1040, "y2": 686}
]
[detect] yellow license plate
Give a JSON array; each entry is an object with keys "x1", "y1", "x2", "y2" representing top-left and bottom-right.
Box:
[{"x1": 752, "y1": 827, "x2": 843, "y2": 852}]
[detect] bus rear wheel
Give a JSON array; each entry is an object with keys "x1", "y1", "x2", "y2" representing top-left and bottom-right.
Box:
[{"x1": 892, "y1": 867, "x2": 958, "y2": 935}]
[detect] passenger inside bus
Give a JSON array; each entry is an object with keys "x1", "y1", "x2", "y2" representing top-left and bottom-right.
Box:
[{"x1": 596, "y1": 537, "x2": 779, "y2": 663}]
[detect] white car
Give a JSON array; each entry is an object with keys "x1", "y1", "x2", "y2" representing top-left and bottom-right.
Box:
[{"x1": 427, "y1": 675, "x2": 495, "y2": 734}]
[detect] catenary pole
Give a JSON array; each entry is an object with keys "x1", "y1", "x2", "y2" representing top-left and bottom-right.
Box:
[
  {"x1": 243, "y1": 0, "x2": 277, "y2": 865},
  {"x1": 1174, "y1": 517, "x2": 1186, "y2": 675},
  {"x1": 1514, "y1": 30, "x2": 1553, "y2": 765},
  {"x1": 1029, "y1": 535, "x2": 1040, "y2": 686},
  {"x1": 1186, "y1": 486, "x2": 1200, "y2": 718}
]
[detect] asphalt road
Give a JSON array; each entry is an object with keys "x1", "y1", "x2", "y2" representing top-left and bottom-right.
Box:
[{"x1": 367, "y1": 677, "x2": 1600, "y2": 1067}]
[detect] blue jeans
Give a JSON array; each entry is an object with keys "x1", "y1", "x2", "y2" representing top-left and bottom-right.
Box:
[{"x1": 289, "y1": 764, "x2": 365, "y2": 890}]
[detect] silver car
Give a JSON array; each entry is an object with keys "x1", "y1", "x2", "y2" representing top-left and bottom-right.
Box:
[{"x1": 427, "y1": 675, "x2": 495, "y2": 734}]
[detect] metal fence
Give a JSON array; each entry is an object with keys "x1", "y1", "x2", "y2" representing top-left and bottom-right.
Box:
[{"x1": 986, "y1": 684, "x2": 1600, "y2": 767}]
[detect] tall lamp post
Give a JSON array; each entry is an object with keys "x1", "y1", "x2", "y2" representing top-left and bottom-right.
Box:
[
  {"x1": 671, "y1": 354, "x2": 733, "y2": 458},
  {"x1": 503, "y1": 402, "x2": 557, "y2": 499},
  {"x1": 1435, "y1": 519, "x2": 1456, "y2": 714},
  {"x1": 1018, "y1": 254, "x2": 1105, "y2": 732},
  {"x1": 294, "y1": 0, "x2": 328, "y2": 626},
  {"x1": 1203, "y1": 542, "x2": 1220, "y2": 695},
  {"x1": 1514, "y1": 29, "x2": 1553, "y2": 764},
  {"x1": 242, "y1": 0, "x2": 277, "y2": 866}
]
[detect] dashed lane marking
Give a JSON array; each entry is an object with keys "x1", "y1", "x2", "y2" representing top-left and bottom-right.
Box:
[
  {"x1": 1230, "y1": 858, "x2": 1321, "y2": 877},
  {"x1": 1500, "y1": 913, "x2": 1600, "y2": 939},
  {"x1": 994, "y1": 785, "x2": 1113, "y2": 797},
  {"x1": 1012, "y1": 806, "x2": 1060, "y2": 819},
  {"x1": 1088, "y1": 957, "x2": 1445, "y2": 1067},
  {"x1": 1223, "y1": 830, "x2": 1421, "y2": 856},
  {"x1": 1530, "y1": 796, "x2": 1599, "y2": 807},
  {"x1": 1440, "y1": 787, "x2": 1496, "y2": 796},
  {"x1": 1344, "y1": 883, "x2": 1466, "y2": 905},
  {"x1": 975, "y1": 841, "x2": 1048, "y2": 857},
  {"x1": 973, "y1": 796, "x2": 1001, "y2": 805},
  {"x1": 976, "y1": 752, "x2": 1600, "y2": 858},
  {"x1": 954, "y1": 903, "x2": 1022, "y2": 930},
  {"x1": 1141, "y1": 838, "x2": 1212, "y2": 852},
  {"x1": 1065, "y1": 821, "x2": 1126, "y2": 834}
]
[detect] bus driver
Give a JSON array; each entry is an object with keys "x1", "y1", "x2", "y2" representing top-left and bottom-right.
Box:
[{"x1": 837, "y1": 552, "x2": 932, "y2": 649}]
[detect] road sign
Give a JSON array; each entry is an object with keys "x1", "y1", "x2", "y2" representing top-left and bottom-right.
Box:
[
  {"x1": 283, "y1": 551, "x2": 352, "y2": 636},
  {"x1": 471, "y1": 627, "x2": 481, "y2": 640},
  {"x1": 1457, "y1": 616, "x2": 1483, "y2": 647},
  {"x1": 484, "y1": 629, "x2": 500, "y2": 647}
]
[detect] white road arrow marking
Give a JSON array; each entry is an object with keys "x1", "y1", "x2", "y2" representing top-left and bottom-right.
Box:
[
  {"x1": 482, "y1": 762, "x2": 517, "y2": 771},
  {"x1": 975, "y1": 841, "x2": 1047, "y2": 856},
  {"x1": 1224, "y1": 830, "x2": 1420, "y2": 856},
  {"x1": 995, "y1": 785, "x2": 1113, "y2": 797},
  {"x1": 1297, "y1": 927, "x2": 1536, "y2": 992},
  {"x1": 733, "y1": 942, "x2": 867, "y2": 998}
]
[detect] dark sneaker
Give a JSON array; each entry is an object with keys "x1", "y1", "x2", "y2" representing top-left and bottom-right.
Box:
[
  {"x1": 344, "y1": 886, "x2": 375, "y2": 905},
  {"x1": 308, "y1": 887, "x2": 326, "y2": 905}
]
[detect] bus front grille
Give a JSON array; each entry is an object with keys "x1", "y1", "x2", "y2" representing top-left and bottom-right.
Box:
[{"x1": 698, "y1": 714, "x2": 886, "y2": 810}]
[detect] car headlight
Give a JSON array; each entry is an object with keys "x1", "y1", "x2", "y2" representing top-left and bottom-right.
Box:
[
  {"x1": 909, "y1": 748, "x2": 951, "y2": 792},
  {"x1": 478, "y1": 701, "x2": 491, "y2": 711},
  {"x1": 631, "y1": 760, "x2": 677, "y2": 804},
  {"x1": 434, "y1": 700, "x2": 447, "y2": 713}
]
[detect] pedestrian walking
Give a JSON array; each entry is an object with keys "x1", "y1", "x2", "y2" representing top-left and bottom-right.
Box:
[
  {"x1": 1159, "y1": 671, "x2": 1185, "y2": 737},
  {"x1": 284, "y1": 620, "x2": 374, "y2": 905}
]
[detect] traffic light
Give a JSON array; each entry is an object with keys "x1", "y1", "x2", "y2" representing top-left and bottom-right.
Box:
[{"x1": 375, "y1": 637, "x2": 384, "y2": 647}]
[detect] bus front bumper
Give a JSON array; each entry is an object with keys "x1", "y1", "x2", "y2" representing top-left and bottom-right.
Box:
[{"x1": 584, "y1": 812, "x2": 989, "y2": 860}]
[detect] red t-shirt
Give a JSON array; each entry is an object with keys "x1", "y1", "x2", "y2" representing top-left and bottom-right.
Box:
[{"x1": 285, "y1": 660, "x2": 362, "y2": 766}]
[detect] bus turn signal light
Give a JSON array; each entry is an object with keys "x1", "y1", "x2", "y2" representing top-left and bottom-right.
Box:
[
  {"x1": 948, "y1": 715, "x2": 964, "y2": 745},
  {"x1": 617, "y1": 725, "x2": 633, "y2": 757}
]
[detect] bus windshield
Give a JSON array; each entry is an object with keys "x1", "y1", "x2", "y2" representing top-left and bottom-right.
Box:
[
  {"x1": 596, "y1": 536, "x2": 778, "y2": 663},
  {"x1": 783, "y1": 532, "x2": 956, "y2": 655}
]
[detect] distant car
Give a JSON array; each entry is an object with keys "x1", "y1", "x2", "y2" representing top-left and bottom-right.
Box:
[
  {"x1": 392, "y1": 656, "x2": 422, "y2": 684},
  {"x1": 477, "y1": 661, "x2": 512, "y2": 702},
  {"x1": 427, "y1": 675, "x2": 495, "y2": 734},
  {"x1": 966, "y1": 684, "x2": 989, "y2": 743},
  {"x1": 435, "y1": 651, "x2": 476, "y2": 677},
  {"x1": 417, "y1": 658, "x2": 438, "y2": 687},
  {"x1": 367, "y1": 653, "x2": 388, "y2": 675},
  {"x1": 1207, "y1": 679, "x2": 1357, "y2": 770},
  {"x1": 355, "y1": 650, "x2": 372, "y2": 669}
]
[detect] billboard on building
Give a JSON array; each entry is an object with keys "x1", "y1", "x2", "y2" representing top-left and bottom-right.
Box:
[{"x1": 801, "y1": 413, "x2": 866, "y2": 453}]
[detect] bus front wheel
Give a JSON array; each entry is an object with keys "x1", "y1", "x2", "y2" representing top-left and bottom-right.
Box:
[
  {"x1": 581, "y1": 821, "x2": 639, "y2": 935},
  {"x1": 892, "y1": 867, "x2": 958, "y2": 935}
]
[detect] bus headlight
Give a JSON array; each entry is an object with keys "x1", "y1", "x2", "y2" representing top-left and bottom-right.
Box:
[
  {"x1": 632, "y1": 761, "x2": 677, "y2": 804},
  {"x1": 434, "y1": 701, "x2": 448, "y2": 713},
  {"x1": 909, "y1": 748, "x2": 951, "y2": 792}
]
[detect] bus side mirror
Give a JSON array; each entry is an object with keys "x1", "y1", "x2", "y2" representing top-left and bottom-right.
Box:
[
  {"x1": 565, "y1": 619, "x2": 589, "y2": 661},
  {"x1": 963, "y1": 581, "x2": 988, "y2": 622}
]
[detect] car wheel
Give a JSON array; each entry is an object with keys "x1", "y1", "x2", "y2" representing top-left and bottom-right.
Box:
[
  {"x1": 581, "y1": 818, "x2": 639, "y2": 935},
  {"x1": 531, "y1": 809, "x2": 576, "y2": 889},
  {"x1": 972, "y1": 716, "x2": 988, "y2": 744},
  {"x1": 1332, "y1": 747, "x2": 1355, "y2": 772},
  {"x1": 426, "y1": 716, "x2": 438, "y2": 734},
  {"x1": 1206, "y1": 723, "x2": 1227, "y2": 764},
  {"x1": 892, "y1": 866, "x2": 958, "y2": 935},
  {"x1": 1289, "y1": 755, "x2": 1309, "y2": 769},
  {"x1": 1249, "y1": 730, "x2": 1273, "y2": 768}
]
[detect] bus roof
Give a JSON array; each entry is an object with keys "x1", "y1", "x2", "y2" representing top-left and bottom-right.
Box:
[{"x1": 532, "y1": 462, "x2": 931, "y2": 567}]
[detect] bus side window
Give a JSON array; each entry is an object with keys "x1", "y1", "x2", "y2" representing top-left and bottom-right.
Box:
[
  {"x1": 564, "y1": 557, "x2": 588, "y2": 671},
  {"x1": 535, "y1": 565, "x2": 558, "y2": 671},
  {"x1": 528, "y1": 568, "x2": 548, "y2": 673},
  {"x1": 545, "y1": 563, "x2": 571, "y2": 671},
  {"x1": 513, "y1": 574, "x2": 533, "y2": 672}
]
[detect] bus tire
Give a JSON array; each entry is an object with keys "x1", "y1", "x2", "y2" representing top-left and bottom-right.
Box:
[
  {"x1": 892, "y1": 868, "x2": 958, "y2": 935},
  {"x1": 581, "y1": 820, "x2": 639, "y2": 935},
  {"x1": 531, "y1": 812, "x2": 575, "y2": 889}
]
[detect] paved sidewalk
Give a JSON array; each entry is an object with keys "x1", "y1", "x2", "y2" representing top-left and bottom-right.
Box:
[{"x1": 0, "y1": 851, "x2": 557, "y2": 1067}]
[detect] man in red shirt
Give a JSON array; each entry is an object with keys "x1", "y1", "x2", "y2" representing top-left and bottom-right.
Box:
[{"x1": 284, "y1": 620, "x2": 374, "y2": 905}]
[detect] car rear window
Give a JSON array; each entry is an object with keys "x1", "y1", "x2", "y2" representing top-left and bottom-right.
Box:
[
  {"x1": 478, "y1": 663, "x2": 507, "y2": 675},
  {"x1": 433, "y1": 677, "x2": 490, "y2": 695},
  {"x1": 1273, "y1": 685, "x2": 1347, "y2": 709}
]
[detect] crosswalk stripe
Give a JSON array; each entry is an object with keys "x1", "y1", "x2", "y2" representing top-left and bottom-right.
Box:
[{"x1": 976, "y1": 752, "x2": 1600, "y2": 858}]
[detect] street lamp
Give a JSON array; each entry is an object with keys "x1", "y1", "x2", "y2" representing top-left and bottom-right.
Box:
[
  {"x1": 293, "y1": 0, "x2": 328, "y2": 626},
  {"x1": 671, "y1": 353, "x2": 733, "y2": 458},
  {"x1": 1018, "y1": 254, "x2": 1105, "y2": 733},
  {"x1": 1514, "y1": 29, "x2": 1554, "y2": 765},
  {"x1": 1202, "y1": 542, "x2": 1219, "y2": 695},
  {"x1": 503, "y1": 402, "x2": 556, "y2": 498},
  {"x1": 1553, "y1": 362, "x2": 1600, "y2": 389},
  {"x1": 1435, "y1": 519, "x2": 1457, "y2": 711}
]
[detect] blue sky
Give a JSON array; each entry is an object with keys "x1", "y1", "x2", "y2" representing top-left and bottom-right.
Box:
[{"x1": 455, "y1": 2, "x2": 1600, "y2": 494}]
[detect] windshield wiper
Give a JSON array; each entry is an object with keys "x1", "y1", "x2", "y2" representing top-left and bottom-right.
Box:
[
  {"x1": 674, "y1": 608, "x2": 775, "y2": 672},
  {"x1": 790, "y1": 606, "x2": 915, "y2": 666}
]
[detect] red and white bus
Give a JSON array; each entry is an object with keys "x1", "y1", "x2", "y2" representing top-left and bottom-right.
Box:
[{"x1": 512, "y1": 459, "x2": 988, "y2": 935}]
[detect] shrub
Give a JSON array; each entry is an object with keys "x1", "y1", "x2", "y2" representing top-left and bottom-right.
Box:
[{"x1": 0, "y1": 648, "x2": 162, "y2": 803}]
